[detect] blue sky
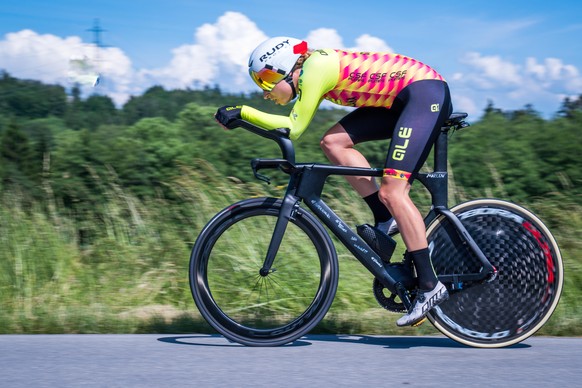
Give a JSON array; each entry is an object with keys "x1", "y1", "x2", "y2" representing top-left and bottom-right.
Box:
[{"x1": 1, "y1": 0, "x2": 581, "y2": 119}]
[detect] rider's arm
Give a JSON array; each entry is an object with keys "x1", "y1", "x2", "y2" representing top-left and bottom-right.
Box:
[{"x1": 241, "y1": 49, "x2": 339, "y2": 141}]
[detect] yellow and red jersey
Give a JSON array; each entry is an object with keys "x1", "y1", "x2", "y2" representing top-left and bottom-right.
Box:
[{"x1": 241, "y1": 48, "x2": 445, "y2": 140}]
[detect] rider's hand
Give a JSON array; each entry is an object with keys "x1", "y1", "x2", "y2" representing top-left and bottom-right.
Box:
[{"x1": 215, "y1": 105, "x2": 242, "y2": 129}]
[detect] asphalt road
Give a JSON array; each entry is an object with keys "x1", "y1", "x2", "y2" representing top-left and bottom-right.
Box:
[{"x1": 1, "y1": 334, "x2": 581, "y2": 387}]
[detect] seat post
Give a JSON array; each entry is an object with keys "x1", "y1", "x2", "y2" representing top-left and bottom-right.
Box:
[{"x1": 433, "y1": 129, "x2": 448, "y2": 173}]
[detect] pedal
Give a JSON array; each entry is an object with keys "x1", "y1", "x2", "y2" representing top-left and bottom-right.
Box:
[
  {"x1": 412, "y1": 317, "x2": 427, "y2": 327},
  {"x1": 357, "y1": 224, "x2": 396, "y2": 262}
]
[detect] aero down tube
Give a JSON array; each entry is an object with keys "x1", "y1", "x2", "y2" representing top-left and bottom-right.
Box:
[{"x1": 305, "y1": 195, "x2": 399, "y2": 294}]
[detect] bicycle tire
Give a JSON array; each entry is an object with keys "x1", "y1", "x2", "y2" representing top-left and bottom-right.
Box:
[
  {"x1": 426, "y1": 199, "x2": 563, "y2": 348},
  {"x1": 189, "y1": 197, "x2": 339, "y2": 346}
]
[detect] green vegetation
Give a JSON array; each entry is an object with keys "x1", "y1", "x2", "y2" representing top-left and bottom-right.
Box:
[{"x1": 0, "y1": 71, "x2": 581, "y2": 336}]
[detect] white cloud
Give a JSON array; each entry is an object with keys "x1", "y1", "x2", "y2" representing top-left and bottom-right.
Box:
[
  {"x1": 0, "y1": 29, "x2": 135, "y2": 105},
  {"x1": 525, "y1": 57, "x2": 582, "y2": 92},
  {"x1": 461, "y1": 52, "x2": 522, "y2": 86},
  {"x1": 353, "y1": 34, "x2": 394, "y2": 52},
  {"x1": 306, "y1": 28, "x2": 345, "y2": 49},
  {"x1": 0, "y1": 11, "x2": 579, "y2": 118},
  {"x1": 140, "y1": 11, "x2": 267, "y2": 92},
  {"x1": 451, "y1": 93, "x2": 479, "y2": 117},
  {"x1": 0, "y1": 13, "x2": 396, "y2": 105},
  {"x1": 306, "y1": 28, "x2": 393, "y2": 52},
  {"x1": 0, "y1": 29, "x2": 84, "y2": 83},
  {"x1": 450, "y1": 52, "x2": 582, "y2": 117}
]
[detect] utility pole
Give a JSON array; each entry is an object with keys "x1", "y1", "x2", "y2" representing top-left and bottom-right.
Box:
[
  {"x1": 86, "y1": 19, "x2": 107, "y2": 81},
  {"x1": 87, "y1": 18, "x2": 106, "y2": 47}
]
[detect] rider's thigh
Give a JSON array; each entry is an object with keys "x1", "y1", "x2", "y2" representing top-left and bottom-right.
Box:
[{"x1": 320, "y1": 123, "x2": 354, "y2": 155}]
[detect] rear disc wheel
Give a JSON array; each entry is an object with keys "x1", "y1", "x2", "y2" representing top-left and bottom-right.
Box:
[{"x1": 426, "y1": 199, "x2": 563, "y2": 348}]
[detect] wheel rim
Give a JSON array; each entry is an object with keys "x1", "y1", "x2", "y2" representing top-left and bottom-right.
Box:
[{"x1": 192, "y1": 204, "x2": 337, "y2": 343}]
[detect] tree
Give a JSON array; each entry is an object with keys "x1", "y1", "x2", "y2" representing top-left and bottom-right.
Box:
[
  {"x1": 0, "y1": 121, "x2": 38, "y2": 191},
  {"x1": 557, "y1": 95, "x2": 582, "y2": 118},
  {"x1": 65, "y1": 93, "x2": 119, "y2": 131},
  {"x1": 0, "y1": 72, "x2": 67, "y2": 119}
]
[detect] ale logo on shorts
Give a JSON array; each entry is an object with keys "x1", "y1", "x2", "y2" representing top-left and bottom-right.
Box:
[{"x1": 431, "y1": 104, "x2": 440, "y2": 112}]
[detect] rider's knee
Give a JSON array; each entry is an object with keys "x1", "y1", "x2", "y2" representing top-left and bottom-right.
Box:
[
  {"x1": 320, "y1": 135, "x2": 344, "y2": 157},
  {"x1": 319, "y1": 136, "x2": 331, "y2": 155},
  {"x1": 378, "y1": 180, "x2": 408, "y2": 209},
  {"x1": 378, "y1": 188, "x2": 398, "y2": 209},
  {"x1": 320, "y1": 124, "x2": 354, "y2": 157}
]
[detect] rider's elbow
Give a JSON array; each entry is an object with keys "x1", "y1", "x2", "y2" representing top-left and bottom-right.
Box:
[{"x1": 289, "y1": 127, "x2": 305, "y2": 141}]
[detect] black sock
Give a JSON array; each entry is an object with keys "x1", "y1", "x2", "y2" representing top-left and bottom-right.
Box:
[
  {"x1": 409, "y1": 248, "x2": 438, "y2": 290},
  {"x1": 363, "y1": 191, "x2": 392, "y2": 225}
]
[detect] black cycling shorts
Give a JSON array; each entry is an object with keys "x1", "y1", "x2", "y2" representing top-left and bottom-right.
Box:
[{"x1": 338, "y1": 79, "x2": 452, "y2": 182}]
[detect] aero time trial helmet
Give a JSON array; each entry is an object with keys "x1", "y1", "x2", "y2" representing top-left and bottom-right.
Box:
[{"x1": 248, "y1": 36, "x2": 308, "y2": 91}]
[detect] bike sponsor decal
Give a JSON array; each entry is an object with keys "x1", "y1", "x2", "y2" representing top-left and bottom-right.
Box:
[
  {"x1": 269, "y1": 306, "x2": 315, "y2": 336},
  {"x1": 516, "y1": 310, "x2": 541, "y2": 334},
  {"x1": 335, "y1": 218, "x2": 348, "y2": 233},
  {"x1": 352, "y1": 242, "x2": 383, "y2": 268},
  {"x1": 426, "y1": 172, "x2": 446, "y2": 178},
  {"x1": 353, "y1": 244, "x2": 369, "y2": 254},
  {"x1": 523, "y1": 221, "x2": 555, "y2": 303},
  {"x1": 391, "y1": 127, "x2": 412, "y2": 161},
  {"x1": 347, "y1": 70, "x2": 407, "y2": 83},
  {"x1": 328, "y1": 96, "x2": 358, "y2": 106},
  {"x1": 310, "y1": 199, "x2": 331, "y2": 219},
  {"x1": 458, "y1": 207, "x2": 524, "y2": 224},
  {"x1": 421, "y1": 289, "x2": 446, "y2": 314},
  {"x1": 435, "y1": 306, "x2": 511, "y2": 339},
  {"x1": 370, "y1": 256, "x2": 383, "y2": 268},
  {"x1": 258, "y1": 39, "x2": 292, "y2": 63}
]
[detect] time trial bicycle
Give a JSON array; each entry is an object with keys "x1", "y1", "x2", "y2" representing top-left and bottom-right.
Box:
[{"x1": 189, "y1": 113, "x2": 563, "y2": 348}]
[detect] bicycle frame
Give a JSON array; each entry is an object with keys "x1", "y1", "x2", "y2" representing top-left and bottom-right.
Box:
[
  {"x1": 234, "y1": 119, "x2": 496, "y2": 306},
  {"x1": 417, "y1": 126, "x2": 497, "y2": 285}
]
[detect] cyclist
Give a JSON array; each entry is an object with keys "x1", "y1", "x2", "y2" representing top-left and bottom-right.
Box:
[{"x1": 215, "y1": 36, "x2": 452, "y2": 327}]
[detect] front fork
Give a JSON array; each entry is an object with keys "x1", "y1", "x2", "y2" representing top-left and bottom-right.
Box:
[{"x1": 259, "y1": 194, "x2": 300, "y2": 276}]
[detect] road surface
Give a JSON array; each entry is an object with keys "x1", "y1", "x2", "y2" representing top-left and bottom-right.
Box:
[{"x1": 1, "y1": 334, "x2": 580, "y2": 387}]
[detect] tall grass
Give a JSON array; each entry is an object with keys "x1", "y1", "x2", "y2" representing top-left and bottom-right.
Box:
[{"x1": 0, "y1": 160, "x2": 580, "y2": 336}]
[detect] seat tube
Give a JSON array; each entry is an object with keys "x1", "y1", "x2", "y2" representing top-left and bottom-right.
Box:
[
  {"x1": 431, "y1": 130, "x2": 449, "y2": 208},
  {"x1": 434, "y1": 130, "x2": 448, "y2": 174}
]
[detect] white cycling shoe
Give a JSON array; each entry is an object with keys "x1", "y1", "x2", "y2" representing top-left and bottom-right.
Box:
[
  {"x1": 375, "y1": 218, "x2": 399, "y2": 236},
  {"x1": 396, "y1": 281, "x2": 449, "y2": 327}
]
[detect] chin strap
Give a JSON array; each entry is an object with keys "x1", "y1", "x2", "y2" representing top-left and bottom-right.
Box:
[{"x1": 284, "y1": 74, "x2": 297, "y2": 100}]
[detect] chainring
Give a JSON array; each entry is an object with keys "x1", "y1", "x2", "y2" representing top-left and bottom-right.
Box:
[{"x1": 373, "y1": 278, "x2": 407, "y2": 313}]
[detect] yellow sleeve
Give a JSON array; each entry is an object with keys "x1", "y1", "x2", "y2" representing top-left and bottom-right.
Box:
[{"x1": 241, "y1": 49, "x2": 339, "y2": 141}]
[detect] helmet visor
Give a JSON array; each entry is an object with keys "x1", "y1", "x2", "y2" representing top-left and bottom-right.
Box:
[{"x1": 249, "y1": 66, "x2": 287, "y2": 91}]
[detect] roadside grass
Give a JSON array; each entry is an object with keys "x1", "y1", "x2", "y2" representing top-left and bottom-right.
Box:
[{"x1": 0, "y1": 162, "x2": 580, "y2": 337}]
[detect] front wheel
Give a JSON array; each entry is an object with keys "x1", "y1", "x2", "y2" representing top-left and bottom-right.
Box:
[
  {"x1": 189, "y1": 197, "x2": 339, "y2": 346},
  {"x1": 426, "y1": 199, "x2": 563, "y2": 348}
]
